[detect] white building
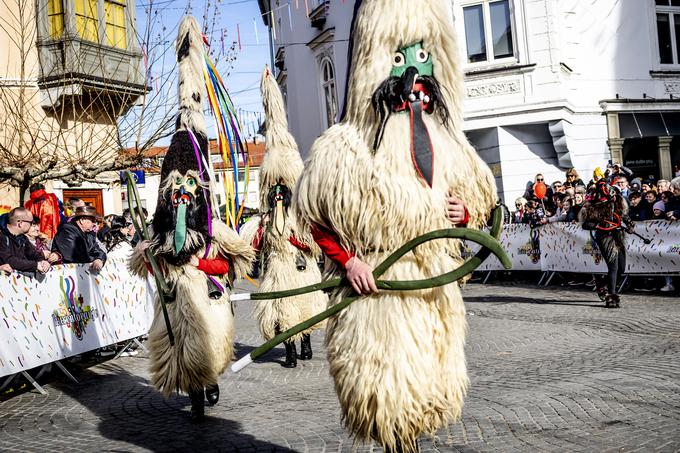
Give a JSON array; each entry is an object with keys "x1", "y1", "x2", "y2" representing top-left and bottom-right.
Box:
[{"x1": 258, "y1": 0, "x2": 680, "y2": 203}]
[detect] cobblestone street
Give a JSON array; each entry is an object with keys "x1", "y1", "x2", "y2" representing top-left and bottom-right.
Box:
[{"x1": 1, "y1": 282, "x2": 679, "y2": 452}]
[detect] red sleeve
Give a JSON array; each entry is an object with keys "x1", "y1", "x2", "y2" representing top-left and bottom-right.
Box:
[
  {"x1": 197, "y1": 256, "x2": 230, "y2": 275},
  {"x1": 311, "y1": 224, "x2": 354, "y2": 267},
  {"x1": 288, "y1": 235, "x2": 311, "y2": 252},
  {"x1": 459, "y1": 207, "x2": 469, "y2": 226},
  {"x1": 251, "y1": 226, "x2": 264, "y2": 251}
]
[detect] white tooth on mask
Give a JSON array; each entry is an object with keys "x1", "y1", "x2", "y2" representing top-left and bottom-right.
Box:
[
  {"x1": 423, "y1": 95, "x2": 430, "y2": 103},
  {"x1": 408, "y1": 93, "x2": 417, "y2": 102},
  {"x1": 419, "y1": 91, "x2": 425, "y2": 100}
]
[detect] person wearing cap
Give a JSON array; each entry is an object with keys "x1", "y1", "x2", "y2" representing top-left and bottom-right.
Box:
[
  {"x1": 0, "y1": 207, "x2": 51, "y2": 274},
  {"x1": 51, "y1": 205, "x2": 107, "y2": 271},
  {"x1": 652, "y1": 201, "x2": 666, "y2": 219},
  {"x1": 591, "y1": 167, "x2": 605, "y2": 186}
]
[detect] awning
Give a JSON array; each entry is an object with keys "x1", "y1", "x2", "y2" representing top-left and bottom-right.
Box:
[{"x1": 619, "y1": 112, "x2": 680, "y2": 139}]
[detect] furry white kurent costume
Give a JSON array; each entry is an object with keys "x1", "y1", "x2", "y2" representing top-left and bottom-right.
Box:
[
  {"x1": 248, "y1": 67, "x2": 327, "y2": 368},
  {"x1": 129, "y1": 16, "x2": 254, "y2": 421},
  {"x1": 294, "y1": 1, "x2": 498, "y2": 451}
]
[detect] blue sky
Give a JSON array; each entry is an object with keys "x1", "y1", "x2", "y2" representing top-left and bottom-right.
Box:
[{"x1": 132, "y1": 0, "x2": 271, "y2": 146}]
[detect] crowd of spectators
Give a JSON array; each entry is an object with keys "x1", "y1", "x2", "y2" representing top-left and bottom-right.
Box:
[
  {"x1": 512, "y1": 163, "x2": 680, "y2": 227},
  {"x1": 511, "y1": 163, "x2": 680, "y2": 292},
  {"x1": 0, "y1": 183, "x2": 142, "y2": 279}
]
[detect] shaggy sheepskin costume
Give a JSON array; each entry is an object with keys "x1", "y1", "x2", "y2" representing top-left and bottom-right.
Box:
[
  {"x1": 248, "y1": 67, "x2": 327, "y2": 368},
  {"x1": 129, "y1": 16, "x2": 254, "y2": 420},
  {"x1": 294, "y1": 1, "x2": 498, "y2": 451},
  {"x1": 580, "y1": 180, "x2": 632, "y2": 308}
]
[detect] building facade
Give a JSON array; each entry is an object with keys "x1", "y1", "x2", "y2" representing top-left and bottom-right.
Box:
[
  {"x1": 0, "y1": 0, "x2": 145, "y2": 214},
  {"x1": 258, "y1": 0, "x2": 680, "y2": 203}
]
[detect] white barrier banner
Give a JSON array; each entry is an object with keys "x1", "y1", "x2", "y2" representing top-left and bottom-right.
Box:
[
  {"x1": 464, "y1": 224, "x2": 541, "y2": 271},
  {"x1": 540, "y1": 220, "x2": 680, "y2": 274},
  {"x1": 0, "y1": 258, "x2": 154, "y2": 378}
]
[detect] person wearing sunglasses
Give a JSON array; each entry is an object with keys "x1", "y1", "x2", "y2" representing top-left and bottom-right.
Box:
[{"x1": 0, "y1": 207, "x2": 51, "y2": 274}]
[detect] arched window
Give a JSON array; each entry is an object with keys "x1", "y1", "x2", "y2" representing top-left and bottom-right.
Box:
[{"x1": 319, "y1": 57, "x2": 338, "y2": 129}]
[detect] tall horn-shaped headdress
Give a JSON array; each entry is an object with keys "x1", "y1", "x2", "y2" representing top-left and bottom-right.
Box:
[
  {"x1": 152, "y1": 15, "x2": 212, "y2": 260},
  {"x1": 258, "y1": 66, "x2": 304, "y2": 211}
]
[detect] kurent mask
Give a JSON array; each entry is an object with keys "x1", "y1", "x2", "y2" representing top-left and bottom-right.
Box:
[
  {"x1": 170, "y1": 172, "x2": 200, "y2": 253},
  {"x1": 371, "y1": 41, "x2": 450, "y2": 188}
]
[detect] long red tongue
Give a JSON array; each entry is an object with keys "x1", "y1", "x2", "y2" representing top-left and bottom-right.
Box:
[{"x1": 409, "y1": 100, "x2": 434, "y2": 187}]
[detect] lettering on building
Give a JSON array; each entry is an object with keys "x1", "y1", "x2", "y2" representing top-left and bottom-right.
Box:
[
  {"x1": 664, "y1": 82, "x2": 680, "y2": 94},
  {"x1": 467, "y1": 80, "x2": 521, "y2": 98}
]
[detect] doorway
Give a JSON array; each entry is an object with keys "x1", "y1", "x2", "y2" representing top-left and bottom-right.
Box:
[
  {"x1": 62, "y1": 189, "x2": 104, "y2": 216},
  {"x1": 622, "y1": 137, "x2": 659, "y2": 181}
]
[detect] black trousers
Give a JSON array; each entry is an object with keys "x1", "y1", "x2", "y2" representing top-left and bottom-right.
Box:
[{"x1": 594, "y1": 233, "x2": 626, "y2": 294}]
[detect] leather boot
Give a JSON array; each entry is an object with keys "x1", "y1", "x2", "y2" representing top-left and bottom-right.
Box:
[
  {"x1": 205, "y1": 383, "x2": 219, "y2": 406},
  {"x1": 189, "y1": 389, "x2": 205, "y2": 422},
  {"x1": 604, "y1": 293, "x2": 620, "y2": 308},
  {"x1": 596, "y1": 285, "x2": 607, "y2": 302},
  {"x1": 610, "y1": 293, "x2": 620, "y2": 308},
  {"x1": 282, "y1": 341, "x2": 297, "y2": 368},
  {"x1": 299, "y1": 334, "x2": 312, "y2": 360}
]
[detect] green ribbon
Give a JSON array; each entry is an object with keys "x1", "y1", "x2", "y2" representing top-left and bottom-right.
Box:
[
  {"x1": 126, "y1": 171, "x2": 175, "y2": 346},
  {"x1": 231, "y1": 207, "x2": 510, "y2": 371}
]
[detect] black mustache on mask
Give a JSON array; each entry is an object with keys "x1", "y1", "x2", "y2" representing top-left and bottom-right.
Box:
[
  {"x1": 267, "y1": 184, "x2": 292, "y2": 212},
  {"x1": 370, "y1": 74, "x2": 450, "y2": 151},
  {"x1": 152, "y1": 189, "x2": 209, "y2": 266}
]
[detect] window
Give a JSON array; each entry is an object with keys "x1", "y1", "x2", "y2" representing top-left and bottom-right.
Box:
[
  {"x1": 105, "y1": 1, "x2": 127, "y2": 49},
  {"x1": 319, "y1": 57, "x2": 338, "y2": 129},
  {"x1": 656, "y1": 0, "x2": 680, "y2": 65},
  {"x1": 47, "y1": 0, "x2": 64, "y2": 38},
  {"x1": 75, "y1": 0, "x2": 98, "y2": 42},
  {"x1": 462, "y1": 0, "x2": 515, "y2": 64}
]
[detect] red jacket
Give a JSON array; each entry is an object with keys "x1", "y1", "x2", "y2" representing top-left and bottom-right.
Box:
[{"x1": 24, "y1": 190, "x2": 61, "y2": 240}]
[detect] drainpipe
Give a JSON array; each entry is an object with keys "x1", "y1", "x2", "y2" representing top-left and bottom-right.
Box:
[{"x1": 268, "y1": 2, "x2": 276, "y2": 76}]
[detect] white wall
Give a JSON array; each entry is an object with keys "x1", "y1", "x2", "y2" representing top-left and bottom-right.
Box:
[{"x1": 269, "y1": 0, "x2": 673, "y2": 201}]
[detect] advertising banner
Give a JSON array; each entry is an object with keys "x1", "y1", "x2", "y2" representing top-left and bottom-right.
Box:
[
  {"x1": 464, "y1": 223, "x2": 542, "y2": 271},
  {"x1": 540, "y1": 220, "x2": 680, "y2": 274},
  {"x1": 0, "y1": 259, "x2": 155, "y2": 378}
]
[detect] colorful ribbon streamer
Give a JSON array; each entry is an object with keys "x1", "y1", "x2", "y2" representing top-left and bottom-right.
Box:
[{"x1": 202, "y1": 52, "x2": 250, "y2": 231}]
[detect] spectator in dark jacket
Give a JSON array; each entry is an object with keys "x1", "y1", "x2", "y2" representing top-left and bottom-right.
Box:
[
  {"x1": 52, "y1": 206, "x2": 107, "y2": 271},
  {"x1": 665, "y1": 177, "x2": 680, "y2": 220},
  {"x1": 0, "y1": 208, "x2": 51, "y2": 274},
  {"x1": 565, "y1": 168, "x2": 585, "y2": 188},
  {"x1": 628, "y1": 192, "x2": 649, "y2": 221}
]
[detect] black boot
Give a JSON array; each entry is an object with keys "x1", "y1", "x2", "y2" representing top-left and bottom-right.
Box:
[
  {"x1": 299, "y1": 334, "x2": 312, "y2": 360},
  {"x1": 189, "y1": 389, "x2": 205, "y2": 422},
  {"x1": 605, "y1": 293, "x2": 620, "y2": 308},
  {"x1": 282, "y1": 341, "x2": 297, "y2": 368},
  {"x1": 596, "y1": 285, "x2": 607, "y2": 302},
  {"x1": 612, "y1": 294, "x2": 620, "y2": 308},
  {"x1": 205, "y1": 383, "x2": 219, "y2": 406}
]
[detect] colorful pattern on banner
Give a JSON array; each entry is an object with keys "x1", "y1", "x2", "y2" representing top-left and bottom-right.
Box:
[
  {"x1": 540, "y1": 220, "x2": 680, "y2": 274},
  {"x1": 463, "y1": 224, "x2": 541, "y2": 271},
  {"x1": 0, "y1": 259, "x2": 154, "y2": 378}
]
